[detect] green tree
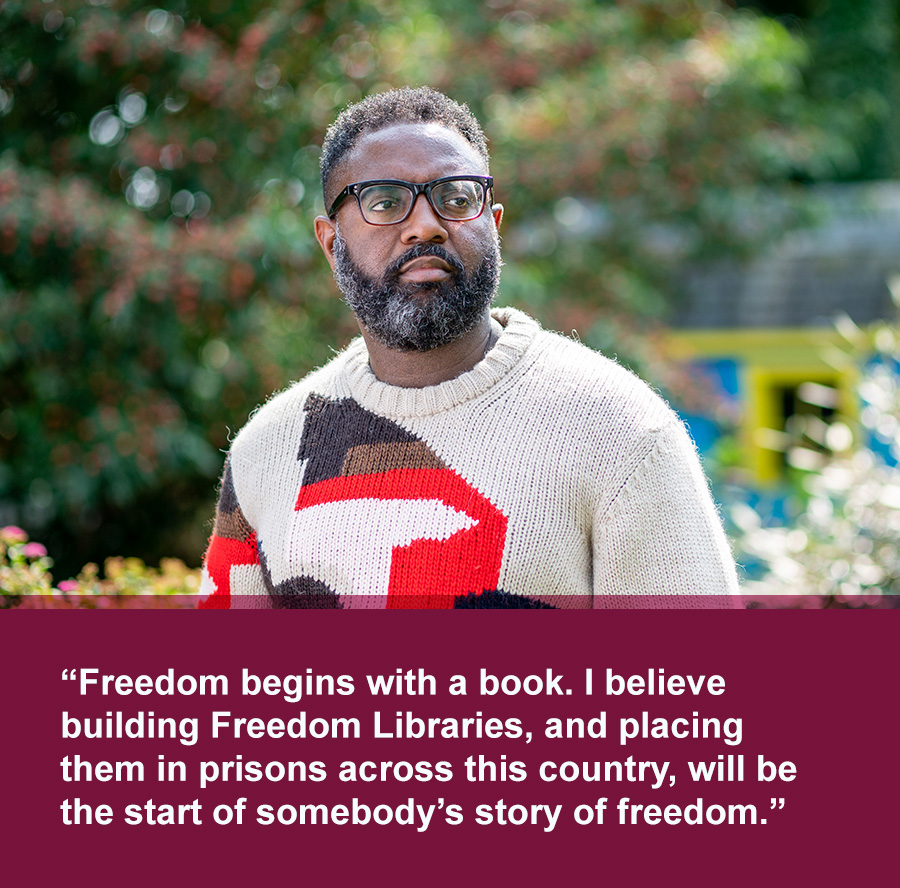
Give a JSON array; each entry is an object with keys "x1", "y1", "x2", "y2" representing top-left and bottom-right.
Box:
[{"x1": 735, "y1": 0, "x2": 899, "y2": 179}]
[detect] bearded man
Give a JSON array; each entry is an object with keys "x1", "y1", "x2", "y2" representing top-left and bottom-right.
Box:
[{"x1": 200, "y1": 87, "x2": 738, "y2": 609}]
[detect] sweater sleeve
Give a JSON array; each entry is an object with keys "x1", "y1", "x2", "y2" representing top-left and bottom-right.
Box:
[
  {"x1": 591, "y1": 419, "x2": 740, "y2": 607},
  {"x1": 198, "y1": 458, "x2": 270, "y2": 609}
]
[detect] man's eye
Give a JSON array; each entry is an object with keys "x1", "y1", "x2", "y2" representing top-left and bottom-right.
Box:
[
  {"x1": 362, "y1": 188, "x2": 405, "y2": 213},
  {"x1": 436, "y1": 184, "x2": 480, "y2": 214},
  {"x1": 444, "y1": 193, "x2": 474, "y2": 208},
  {"x1": 366, "y1": 197, "x2": 399, "y2": 212}
]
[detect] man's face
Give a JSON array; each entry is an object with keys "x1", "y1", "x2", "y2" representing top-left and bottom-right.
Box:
[{"x1": 316, "y1": 123, "x2": 503, "y2": 352}]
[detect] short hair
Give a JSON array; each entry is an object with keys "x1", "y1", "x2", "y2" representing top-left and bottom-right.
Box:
[{"x1": 320, "y1": 86, "x2": 490, "y2": 203}]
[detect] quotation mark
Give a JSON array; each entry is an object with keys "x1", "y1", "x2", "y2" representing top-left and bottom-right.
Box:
[
  {"x1": 61, "y1": 668, "x2": 77, "y2": 680},
  {"x1": 760, "y1": 798, "x2": 786, "y2": 823}
]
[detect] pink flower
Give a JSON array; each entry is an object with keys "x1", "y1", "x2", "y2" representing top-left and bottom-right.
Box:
[
  {"x1": 57, "y1": 580, "x2": 79, "y2": 593},
  {"x1": 1, "y1": 525, "x2": 27, "y2": 543},
  {"x1": 22, "y1": 542, "x2": 48, "y2": 558}
]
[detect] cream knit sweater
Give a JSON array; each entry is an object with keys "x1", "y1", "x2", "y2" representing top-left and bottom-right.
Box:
[{"x1": 200, "y1": 307, "x2": 739, "y2": 608}]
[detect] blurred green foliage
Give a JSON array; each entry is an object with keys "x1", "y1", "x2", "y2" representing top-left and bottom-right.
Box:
[
  {"x1": 1, "y1": 0, "x2": 893, "y2": 574},
  {"x1": 736, "y1": 0, "x2": 899, "y2": 179}
]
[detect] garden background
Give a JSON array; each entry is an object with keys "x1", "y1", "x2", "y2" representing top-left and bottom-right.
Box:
[{"x1": 1, "y1": 0, "x2": 898, "y2": 603}]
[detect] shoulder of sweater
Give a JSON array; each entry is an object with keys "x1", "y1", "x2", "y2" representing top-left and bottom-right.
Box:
[
  {"x1": 229, "y1": 342, "x2": 361, "y2": 456},
  {"x1": 526, "y1": 326, "x2": 678, "y2": 436}
]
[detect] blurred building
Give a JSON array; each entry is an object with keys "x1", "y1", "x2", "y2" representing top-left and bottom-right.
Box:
[{"x1": 666, "y1": 182, "x2": 900, "y2": 484}]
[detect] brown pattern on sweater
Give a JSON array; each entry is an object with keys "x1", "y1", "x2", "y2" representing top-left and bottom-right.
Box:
[{"x1": 342, "y1": 441, "x2": 447, "y2": 476}]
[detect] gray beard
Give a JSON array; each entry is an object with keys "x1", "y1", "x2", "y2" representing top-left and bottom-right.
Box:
[{"x1": 332, "y1": 228, "x2": 501, "y2": 352}]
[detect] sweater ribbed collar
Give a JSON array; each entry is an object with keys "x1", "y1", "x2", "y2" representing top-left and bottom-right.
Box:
[{"x1": 341, "y1": 307, "x2": 540, "y2": 419}]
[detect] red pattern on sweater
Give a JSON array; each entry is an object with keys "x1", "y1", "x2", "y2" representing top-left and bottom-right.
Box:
[
  {"x1": 199, "y1": 532, "x2": 258, "y2": 609},
  {"x1": 294, "y1": 467, "x2": 507, "y2": 608}
]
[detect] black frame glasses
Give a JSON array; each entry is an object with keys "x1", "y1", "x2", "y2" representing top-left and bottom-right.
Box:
[{"x1": 327, "y1": 175, "x2": 494, "y2": 225}]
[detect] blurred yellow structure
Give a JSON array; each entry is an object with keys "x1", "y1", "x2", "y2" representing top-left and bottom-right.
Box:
[{"x1": 665, "y1": 328, "x2": 859, "y2": 484}]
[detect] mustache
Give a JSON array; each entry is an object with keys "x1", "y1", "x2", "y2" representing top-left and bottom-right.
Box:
[{"x1": 383, "y1": 243, "x2": 464, "y2": 281}]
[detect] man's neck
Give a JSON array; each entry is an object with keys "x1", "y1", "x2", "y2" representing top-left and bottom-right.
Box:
[{"x1": 361, "y1": 311, "x2": 501, "y2": 388}]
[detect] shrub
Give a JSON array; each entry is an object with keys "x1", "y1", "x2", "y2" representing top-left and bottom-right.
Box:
[
  {"x1": 731, "y1": 322, "x2": 900, "y2": 607},
  {"x1": 0, "y1": 525, "x2": 199, "y2": 608}
]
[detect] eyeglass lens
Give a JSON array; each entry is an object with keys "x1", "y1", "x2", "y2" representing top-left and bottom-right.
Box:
[{"x1": 358, "y1": 179, "x2": 486, "y2": 224}]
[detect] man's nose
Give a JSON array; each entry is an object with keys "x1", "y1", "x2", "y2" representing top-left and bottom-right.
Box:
[{"x1": 400, "y1": 193, "x2": 448, "y2": 243}]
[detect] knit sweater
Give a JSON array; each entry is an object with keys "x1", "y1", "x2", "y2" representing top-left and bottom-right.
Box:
[{"x1": 200, "y1": 307, "x2": 739, "y2": 609}]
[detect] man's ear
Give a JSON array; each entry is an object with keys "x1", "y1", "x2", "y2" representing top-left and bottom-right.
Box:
[
  {"x1": 491, "y1": 202, "x2": 503, "y2": 231},
  {"x1": 314, "y1": 215, "x2": 338, "y2": 271}
]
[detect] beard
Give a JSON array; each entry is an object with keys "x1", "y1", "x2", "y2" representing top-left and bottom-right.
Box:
[{"x1": 332, "y1": 227, "x2": 502, "y2": 352}]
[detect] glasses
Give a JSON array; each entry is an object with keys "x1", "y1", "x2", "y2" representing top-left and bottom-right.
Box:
[{"x1": 328, "y1": 176, "x2": 493, "y2": 225}]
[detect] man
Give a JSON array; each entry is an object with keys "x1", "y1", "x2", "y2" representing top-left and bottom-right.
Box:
[{"x1": 200, "y1": 86, "x2": 738, "y2": 609}]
